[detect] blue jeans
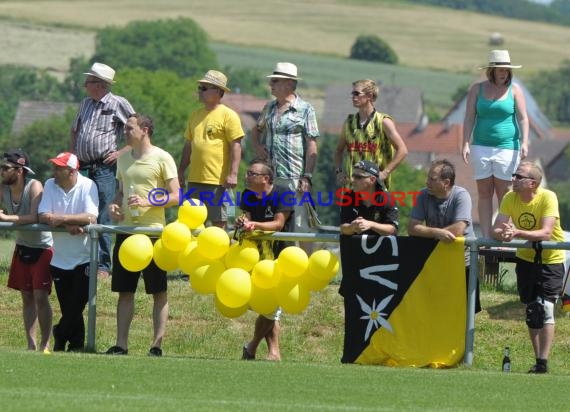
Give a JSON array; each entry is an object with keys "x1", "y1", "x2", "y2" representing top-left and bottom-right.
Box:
[{"x1": 86, "y1": 163, "x2": 117, "y2": 272}]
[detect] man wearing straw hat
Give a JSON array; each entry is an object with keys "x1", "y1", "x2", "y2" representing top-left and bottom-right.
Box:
[
  {"x1": 251, "y1": 62, "x2": 319, "y2": 253},
  {"x1": 71, "y1": 62, "x2": 135, "y2": 279},
  {"x1": 178, "y1": 70, "x2": 244, "y2": 229}
]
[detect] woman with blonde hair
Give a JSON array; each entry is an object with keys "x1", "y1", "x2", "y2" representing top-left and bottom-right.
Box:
[{"x1": 463, "y1": 50, "x2": 529, "y2": 238}]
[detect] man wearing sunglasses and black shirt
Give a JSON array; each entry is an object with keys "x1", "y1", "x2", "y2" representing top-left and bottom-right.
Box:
[
  {"x1": 237, "y1": 159, "x2": 293, "y2": 362},
  {"x1": 340, "y1": 160, "x2": 399, "y2": 237}
]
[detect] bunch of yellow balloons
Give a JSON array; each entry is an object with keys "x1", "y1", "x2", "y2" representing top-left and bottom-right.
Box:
[
  {"x1": 190, "y1": 243, "x2": 339, "y2": 319},
  {"x1": 117, "y1": 199, "x2": 340, "y2": 319},
  {"x1": 118, "y1": 200, "x2": 208, "y2": 272}
]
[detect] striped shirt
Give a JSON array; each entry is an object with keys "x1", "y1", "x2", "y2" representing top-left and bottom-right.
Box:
[
  {"x1": 256, "y1": 95, "x2": 319, "y2": 179},
  {"x1": 72, "y1": 92, "x2": 135, "y2": 163}
]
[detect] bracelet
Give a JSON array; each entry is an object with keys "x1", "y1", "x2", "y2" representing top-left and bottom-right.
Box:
[
  {"x1": 335, "y1": 168, "x2": 342, "y2": 174},
  {"x1": 303, "y1": 172, "x2": 313, "y2": 178}
]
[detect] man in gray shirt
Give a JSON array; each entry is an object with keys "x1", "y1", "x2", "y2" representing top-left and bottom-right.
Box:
[{"x1": 408, "y1": 158, "x2": 480, "y2": 312}]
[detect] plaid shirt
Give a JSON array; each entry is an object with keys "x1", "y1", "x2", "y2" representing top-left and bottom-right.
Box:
[
  {"x1": 72, "y1": 92, "x2": 135, "y2": 163},
  {"x1": 256, "y1": 95, "x2": 319, "y2": 179}
]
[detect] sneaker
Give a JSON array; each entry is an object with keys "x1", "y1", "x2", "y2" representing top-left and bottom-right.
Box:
[
  {"x1": 43, "y1": 348, "x2": 51, "y2": 355},
  {"x1": 148, "y1": 347, "x2": 163, "y2": 357},
  {"x1": 528, "y1": 364, "x2": 548, "y2": 374},
  {"x1": 242, "y1": 344, "x2": 255, "y2": 360},
  {"x1": 105, "y1": 345, "x2": 128, "y2": 355}
]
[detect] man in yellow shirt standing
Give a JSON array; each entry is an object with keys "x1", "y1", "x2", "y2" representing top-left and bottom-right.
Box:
[
  {"x1": 493, "y1": 161, "x2": 565, "y2": 374},
  {"x1": 178, "y1": 70, "x2": 244, "y2": 229}
]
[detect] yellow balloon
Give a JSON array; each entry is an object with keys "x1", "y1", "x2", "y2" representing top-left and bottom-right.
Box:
[
  {"x1": 190, "y1": 260, "x2": 226, "y2": 295},
  {"x1": 307, "y1": 250, "x2": 340, "y2": 281},
  {"x1": 161, "y1": 221, "x2": 192, "y2": 252},
  {"x1": 178, "y1": 199, "x2": 208, "y2": 229},
  {"x1": 277, "y1": 246, "x2": 309, "y2": 279},
  {"x1": 299, "y1": 269, "x2": 330, "y2": 292},
  {"x1": 118, "y1": 234, "x2": 154, "y2": 272},
  {"x1": 249, "y1": 283, "x2": 279, "y2": 316},
  {"x1": 197, "y1": 226, "x2": 230, "y2": 260},
  {"x1": 251, "y1": 259, "x2": 277, "y2": 289},
  {"x1": 224, "y1": 240, "x2": 260, "y2": 272},
  {"x1": 178, "y1": 241, "x2": 209, "y2": 275},
  {"x1": 276, "y1": 279, "x2": 310, "y2": 314},
  {"x1": 216, "y1": 268, "x2": 252, "y2": 308},
  {"x1": 152, "y1": 239, "x2": 180, "y2": 272},
  {"x1": 214, "y1": 296, "x2": 248, "y2": 318}
]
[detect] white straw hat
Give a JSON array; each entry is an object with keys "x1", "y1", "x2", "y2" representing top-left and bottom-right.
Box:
[
  {"x1": 266, "y1": 62, "x2": 301, "y2": 80},
  {"x1": 479, "y1": 50, "x2": 522, "y2": 69},
  {"x1": 83, "y1": 62, "x2": 116, "y2": 84}
]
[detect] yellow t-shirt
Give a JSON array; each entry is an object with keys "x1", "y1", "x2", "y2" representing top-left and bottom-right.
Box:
[
  {"x1": 184, "y1": 104, "x2": 244, "y2": 185},
  {"x1": 499, "y1": 188, "x2": 565, "y2": 263},
  {"x1": 117, "y1": 146, "x2": 178, "y2": 227}
]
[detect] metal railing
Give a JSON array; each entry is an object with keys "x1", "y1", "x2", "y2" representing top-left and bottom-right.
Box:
[{"x1": 2, "y1": 222, "x2": 569, "y2": 366}]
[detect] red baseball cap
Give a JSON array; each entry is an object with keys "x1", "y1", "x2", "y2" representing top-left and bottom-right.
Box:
[{"x1": 49, "y1": 152, "x2": 80, "y2": 170}]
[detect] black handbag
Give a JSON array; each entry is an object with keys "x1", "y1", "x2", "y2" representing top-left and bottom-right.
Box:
[{"x1": 16, "y1": 245, "x2": 44, "y2": 264}]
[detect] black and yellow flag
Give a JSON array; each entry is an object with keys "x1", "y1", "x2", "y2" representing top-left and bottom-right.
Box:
[{"x1": 339, "y1": 235, "x2": 466, "y2": 367}]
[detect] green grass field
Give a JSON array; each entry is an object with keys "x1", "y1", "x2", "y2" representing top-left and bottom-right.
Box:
[
  {"x1": 3, "y1": 349, "x2": 570, "y2": 411},
  {"x1": 2, "y1": 237, "x2": 570, "y2": 409}
]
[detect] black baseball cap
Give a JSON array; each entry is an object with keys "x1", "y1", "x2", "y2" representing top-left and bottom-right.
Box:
[
  {"x1": 2, "y1": 149, "x2": 35, "y2": 174},
  {"x1": 353, "y1": 160, "x2": 379, "y2": 177}
]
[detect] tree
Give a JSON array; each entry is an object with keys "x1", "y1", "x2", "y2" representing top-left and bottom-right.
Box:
[
  {"x1": 111, "y1": 68, "x2": 203, "y2": 157},
  {"x1": 13, "y1": 108, "x2": 77, "y2": 184},
  {"x1": 528, "y1": 60, "x2": 570, "y2": 124},
  {"x1": 0, "y1": 65, "x2": 67, "y2": 134},
  {"x1": 223, "y1": 66, "x2": 270, "y2": 98},
  {"x1": 350, "y1": 35, "x2": 398, "y2": 65},
  {"x1": 91, "y1": 18, "x2": 218, "y2": 78}
]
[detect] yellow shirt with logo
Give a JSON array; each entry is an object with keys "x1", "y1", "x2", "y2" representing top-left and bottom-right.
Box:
[
  {"x1": 184, "y1": 104, "x2": 244, "y2": 185},
  {"x1": 499, "y1": 188, "x2": 565, "y2": 263},
  {"x1": 117, "y1": 146, "x2": 178, "y2": 227}
]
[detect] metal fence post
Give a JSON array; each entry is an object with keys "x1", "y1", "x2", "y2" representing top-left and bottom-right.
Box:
[{"x1": 86, "y1": 225, "x2": 100, "y2": 352}]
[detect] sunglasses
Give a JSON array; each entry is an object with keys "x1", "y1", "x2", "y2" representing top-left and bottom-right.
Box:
[
  {"x1": 246, "y1": 171, "x2": 266, "y2": 177},
  {"x1": 198, "y1": 85, "x2": 217, "y2": 92},
  {"x1": 351, "y1": 91, "x2": 366, "y2": 97},
  {"x1": 84, "y1": 80, "x2": 101, "y2": 85},
  {"x1": 0, "y1": 165, "x2": 18, "y2": 171},
  {"x1": 352, "y1": 174, "x2": 371, "y2": 179},
  {"x1": 512, "y1": 173, "x2": 535, "y2": 181}
]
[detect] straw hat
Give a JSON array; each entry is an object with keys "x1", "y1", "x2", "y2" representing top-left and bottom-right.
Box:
[
  {"x1": 197, "y1": 70, "x2": 231, "y2": 92},
  {"x1": 479, "y1": 50, "x2": 522, "y2": 69},
  {"x1": 266, "y1": 62, "x2": 301, "y2": 80},
  {"x1": 83, "y1": 62, "x2": 116, "y2": 84}
]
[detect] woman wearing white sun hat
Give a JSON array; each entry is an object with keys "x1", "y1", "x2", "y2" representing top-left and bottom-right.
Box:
[{"x1": 462, "y1": 50, "x2": 529, "y2": 239}]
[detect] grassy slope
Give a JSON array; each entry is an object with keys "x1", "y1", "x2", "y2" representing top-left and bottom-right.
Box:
[{"x1": 0, "y1": 0, "x2": 569, "y2": 74}]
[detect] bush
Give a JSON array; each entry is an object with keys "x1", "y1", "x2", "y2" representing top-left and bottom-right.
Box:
[
  {"x1": 92, "y1": 18, "x2": 218, "y2": 78},
  {"x1": 350, "y1": 35, "x2": 398, "y2": 64}
]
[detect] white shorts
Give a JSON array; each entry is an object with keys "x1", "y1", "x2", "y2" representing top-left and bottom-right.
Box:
[{"x1": 471, "y1": 145, "x2": 519, "y2": 181}]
